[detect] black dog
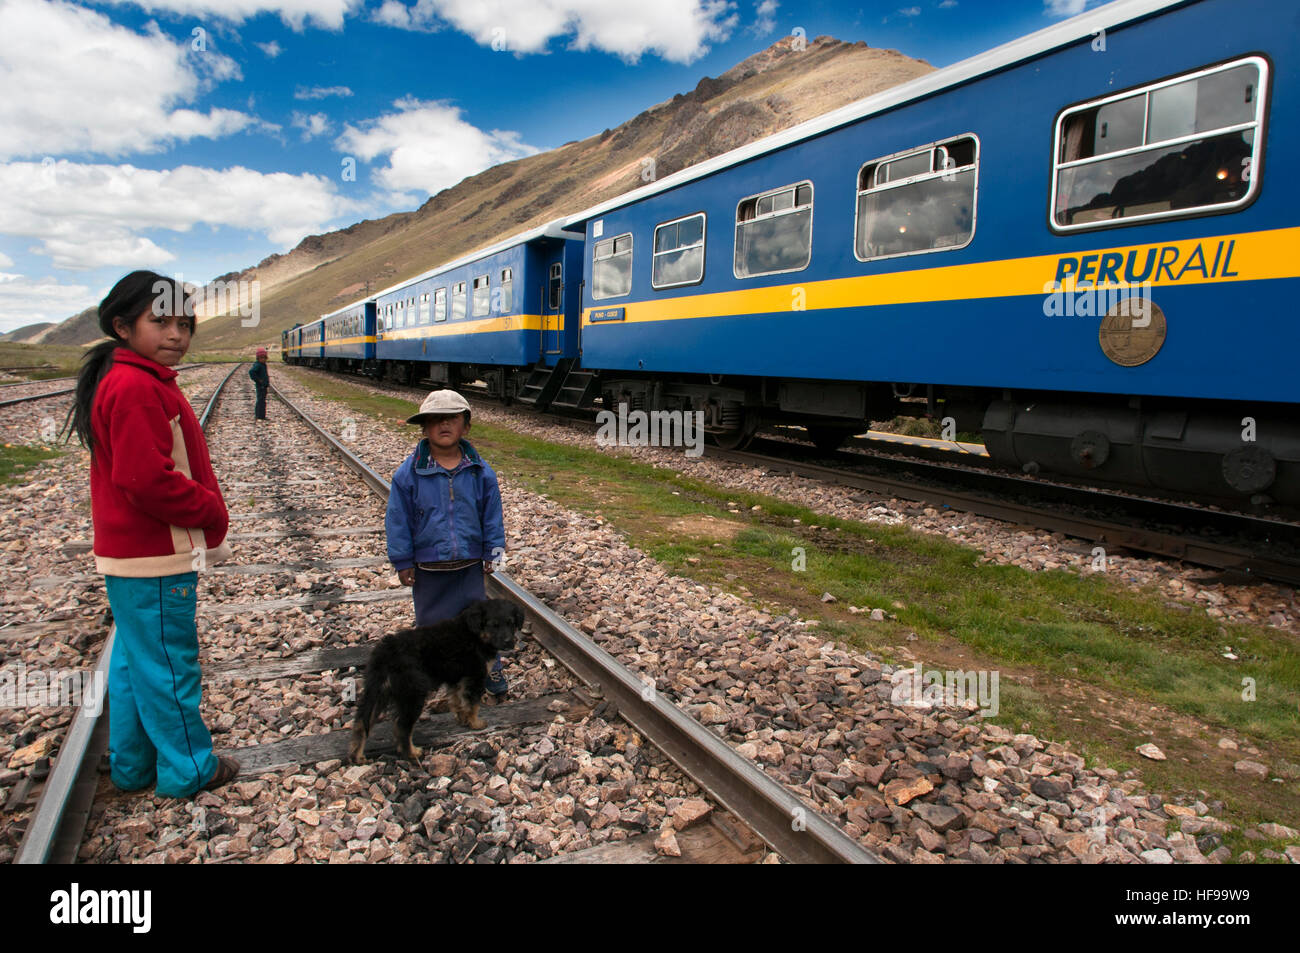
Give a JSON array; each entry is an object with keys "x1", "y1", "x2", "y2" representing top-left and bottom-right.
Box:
[{"x1": 347, "y1": 598, "x2": 524, "y2": 763}]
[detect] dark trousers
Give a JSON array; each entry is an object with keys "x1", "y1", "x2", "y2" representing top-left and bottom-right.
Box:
[
  {"x1": 254, "y1": 384, "x2": 267, "y2": 419},
  {"x1": 413, "y1": 563, "x2": 485, "y2": 626}
]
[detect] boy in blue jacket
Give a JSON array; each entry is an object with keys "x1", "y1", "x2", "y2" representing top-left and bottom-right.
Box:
[{"x1": 386, "y1": 389, "x2": 509, "y2": 693}]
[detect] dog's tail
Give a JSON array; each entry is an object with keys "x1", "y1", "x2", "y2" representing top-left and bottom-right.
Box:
[{"x1": 347, "y1": 653, "x2": 392, "y2": 763}]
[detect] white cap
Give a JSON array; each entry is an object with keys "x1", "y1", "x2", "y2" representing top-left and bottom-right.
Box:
[{"x1": 406, "y1": 389, "x2": 471, "y2": 424}]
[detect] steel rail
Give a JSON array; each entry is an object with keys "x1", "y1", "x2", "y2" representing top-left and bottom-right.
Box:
[
  {"x1": 0, "y1": 363, "x2": 208, "y2": 407},
  {"x1": 269, "y1": 378, "x2": 881, "y2": 864},
  {"x1": 711, "y1": 447, "x2": 1300, "y2": 587},
  {"x1": 0, "y1": 387, "x2": 74, "y2": 408},
  {"x1": 753, "y1": 435, "x2": 1300, "y2": 546},
  {"x1": 15, "y1": 363, "x2": 241, "y2": 864}
]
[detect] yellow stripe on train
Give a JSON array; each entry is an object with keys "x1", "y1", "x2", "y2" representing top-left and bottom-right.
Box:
[
  {"x1": 378, "y1": 314, "x2": 559, "y2": 340},
  {"x1": 581, "y1": 226, "x2": 1300, "y2": 326}
]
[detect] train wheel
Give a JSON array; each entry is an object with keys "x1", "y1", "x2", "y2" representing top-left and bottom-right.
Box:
[{"x1": 707, "y1": 411, "x2": 759, "y2": 451}]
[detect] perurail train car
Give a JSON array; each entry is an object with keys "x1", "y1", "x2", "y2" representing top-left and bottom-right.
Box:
[{"x1": 560, "y1": 0, "x2": 1298, "y2": 501}]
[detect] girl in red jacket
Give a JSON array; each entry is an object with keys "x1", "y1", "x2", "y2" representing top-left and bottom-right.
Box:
[{"x1": 71, "y1": 271, "x2": 239, "y2": 797}]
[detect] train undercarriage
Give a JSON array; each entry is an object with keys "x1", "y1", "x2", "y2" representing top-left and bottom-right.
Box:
[{"x1": 288, "y1": 353, "x2": 1299, "y2": 504}]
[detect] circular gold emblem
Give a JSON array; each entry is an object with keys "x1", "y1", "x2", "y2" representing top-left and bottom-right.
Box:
[{"x1": 1099, "y1": 297, "x2": 1166, "y2": 367}]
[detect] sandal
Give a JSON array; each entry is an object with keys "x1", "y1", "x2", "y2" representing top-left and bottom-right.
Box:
[{"x1": 203, "y1": 755, "x2": 240, "y2": 791}]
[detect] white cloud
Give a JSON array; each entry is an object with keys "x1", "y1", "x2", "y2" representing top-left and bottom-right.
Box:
[
  {"x1": 0, "y1": 251, "x2": 12, "y2": 268},
  {"x1": 99, "y1": 0, "x2": 362, "y2": 31},
  {"x1": 257, "y1": 39, "x2": 283, "y2": 56},
  {"x1": 0, "y1": 159, "x2": 361, "y2": 270},
  {"x1": 939, "y1": 1, "x2": 958, "y2": 8},
  {"x1": 292, "y1": 111, "x2": 332, "y2": 141},
  {"x1": 0, "y1": 0, "x2": 255, "y2": 160},
  {"x1": 336, "y1": 98, "x2": 538, "y2": 199},
  {"x1": 898, "y1": 6, "x2": 921, "y2": 16},
  {"x1": 375, "y1": 0, "x2": 738, "y2": 64},
  {"x1": 1045, "y1": 0, "x2": 1088, "y2": 16},
  {"x1": 750, "y1": 0, "x2": 777, "y2": 36},
  {"x1": 0, "y1": 273, "x2": 94, "y2": 334},
  {"x1": 372, "y1": 0, "x2": 428, "y2": 29},
  {"x1": 295, "y1": 85, "x2": 354, "y2": 100}
]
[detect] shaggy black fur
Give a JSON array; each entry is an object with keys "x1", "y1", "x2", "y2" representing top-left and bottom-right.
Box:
[{"x1": 347, "y1": 598, "x2": 523, "y2": 763}]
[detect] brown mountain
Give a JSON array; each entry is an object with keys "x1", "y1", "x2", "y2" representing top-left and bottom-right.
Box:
[
  {"x1": 40, "y1": 306, "x2": 98, "y2": 346},
  {"x1": 56, "y1": 36, "x2": 932, "y2": 351},
  {"x1": 0, "y1": 321, "x2": 56, "y2": 343}
]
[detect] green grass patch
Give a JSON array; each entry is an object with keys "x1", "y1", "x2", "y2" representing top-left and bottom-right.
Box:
[
  {"x1": 0, "y1": 442, "x2": 62, "y2": 483},
  {"x1": 0, "y1": 342, "x2": 88, "y2": 380}
]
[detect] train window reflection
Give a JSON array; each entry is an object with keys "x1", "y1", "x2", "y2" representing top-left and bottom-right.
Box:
[
  {"x1": 1053, "y1": 58, "x2": 1264, "y2": 230},
  {"x1": 856, "y1": 136, "x2": 976, "y2": 262},
  {"x1": 735, "y1": 182, "x2": 812, "y2": 278}
]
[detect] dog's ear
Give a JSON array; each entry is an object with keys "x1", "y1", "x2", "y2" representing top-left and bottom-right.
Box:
[{"x1": 462, "y1": 600, "x2": 485, "y2": 634}]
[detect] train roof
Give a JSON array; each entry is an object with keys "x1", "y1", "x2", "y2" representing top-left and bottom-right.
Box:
[
  {"x1": 319, "y1": 217, "x2": 583, "y2": 320},
  {"x1": 558, "y1": 0, "x2": 1185, "y2": 227},
  {"x1": 372, "y1": 218, "x2": 581, "y2": 299},
  {"x1": 320, "y1": 299, "x2": 370, "y2": 321}
]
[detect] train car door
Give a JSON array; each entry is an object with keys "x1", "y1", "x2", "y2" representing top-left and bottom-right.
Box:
[{"x1": 543, "y1": 258, "x2": 563, "y2": 358}]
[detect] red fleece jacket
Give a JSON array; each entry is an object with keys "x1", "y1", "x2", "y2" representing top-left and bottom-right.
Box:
[{"x1": 90, "y1": 348, "x2": 232, "y2": 577}]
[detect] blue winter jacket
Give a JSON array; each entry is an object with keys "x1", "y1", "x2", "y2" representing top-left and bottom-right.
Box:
[{"x1": 386, "y1": 438, "x2": 505, "y2": 571}]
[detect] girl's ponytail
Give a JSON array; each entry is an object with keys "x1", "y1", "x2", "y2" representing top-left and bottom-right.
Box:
[
  {"x1": 71, "y1": 270, "x2": 189, "y2": 452},
  {"x1": 71, "y1": 339, "x2": 123, "y2": 451}
]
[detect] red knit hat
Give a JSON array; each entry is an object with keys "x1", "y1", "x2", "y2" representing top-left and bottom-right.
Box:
[{"x1": 256, "y1": 348, "x2": 268, "y2": 359}]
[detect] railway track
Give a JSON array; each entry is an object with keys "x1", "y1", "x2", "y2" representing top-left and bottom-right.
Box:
[
  {"x1": 12, "y1": 364, "x2": 878, "y2": 864},
  {"x1": 715, "y1": 441, "x2": 1300, "y2": 588},
  {"x1": 0, "y1": 363, "x2": 206, "y2": 409},
  {"x1": 304, "y1": 367, "x2": 1300, "y2": 588}
]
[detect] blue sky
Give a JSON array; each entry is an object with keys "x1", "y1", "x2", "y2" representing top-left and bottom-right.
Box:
[{"x1": 0, "y1": 0, "x2": 1096, "y2": 332}]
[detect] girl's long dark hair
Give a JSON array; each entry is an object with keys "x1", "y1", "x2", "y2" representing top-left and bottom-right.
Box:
[{"x1": 71, "y1": 271, "x2": 193, "y2": 451}]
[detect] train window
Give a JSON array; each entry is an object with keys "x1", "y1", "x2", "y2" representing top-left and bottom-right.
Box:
[
  {"x1": 419, "y1": 292, "x2": 428, "y2": 325},
  {"x1": 1052, "y1": 57, "x2": 1265, "y2": 230},
  {"x1": 592, "y1": 233, "x2": 633, "y2": 299},
  {"x1": 434, "y1": 287, "x2": 447, "y2": 322},
  {"x1": 548, "y1": 263, "x2": 562, "y2": 309},
  {"x1": 855, "y1": 136, "x2": 977, "y2": 262},
  {"x1": 500, "y1": 268, "x2": 513, "y2": 312},
  {"x1": 734, "y1": 182, "x2": 812, "y2": 278},
  {"x1": 472, "y1": 275, "x2": 490, "y2": 317},
  {"x1": 652, "y1": 213, "x2": 705, "y2": 288},
  {"x1": 452, "y1": 282, "x2": 467, "y2": 321}
]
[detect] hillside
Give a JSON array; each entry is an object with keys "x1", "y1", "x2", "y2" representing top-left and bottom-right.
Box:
[
  {"x1": 0, "y1": 322, "x2": 55, "y2": 343},
  {"x1": 57, "y1": 36, "x2": 933, "y2": 351},
  {"x1": 40, "y1": 306, "x2": 97, "y2": 346}
]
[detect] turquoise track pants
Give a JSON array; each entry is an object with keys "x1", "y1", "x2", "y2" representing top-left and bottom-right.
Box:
[{"x1": 104, "y1": 573, "x2": 218, "y2": 797}]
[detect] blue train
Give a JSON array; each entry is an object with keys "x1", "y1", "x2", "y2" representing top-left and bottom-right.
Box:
[{"x1": 284, "y1": 0, "x2": 1300, "y2": 503}]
